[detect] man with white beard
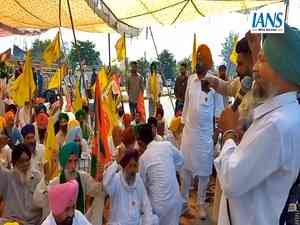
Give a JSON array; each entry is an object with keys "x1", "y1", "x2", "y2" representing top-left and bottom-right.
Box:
[
  {"x1": 215, "y1": 23, "x2": 300, "y2": 225},
  {"x1": 33, "y1": 141, "x2": 105, "y2": 225},
  {"x1": 0, "y1": 144, "x2": 42, "y2": 225},
  {"x1": 103, "y1": 148, "x2": 158, "y2": 225}
]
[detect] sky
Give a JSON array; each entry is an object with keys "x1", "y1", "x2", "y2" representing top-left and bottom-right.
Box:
[{"x1": 0, "y1": 0, "x2": 299, "y2": 66}]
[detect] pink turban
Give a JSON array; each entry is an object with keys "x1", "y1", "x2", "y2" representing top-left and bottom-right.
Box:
[{"x1": 48, "y1": 180, "x2": 79, "y2": 216}]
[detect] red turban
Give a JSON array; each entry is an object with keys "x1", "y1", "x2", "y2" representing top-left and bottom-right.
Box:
[{"x1": 36, "y1": 113, "x2": 48, "y2": 129}]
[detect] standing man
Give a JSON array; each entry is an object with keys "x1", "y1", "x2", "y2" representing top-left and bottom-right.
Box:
[
  {"x1": 215, "y1": 23, "x2": 300, "y2": 225},
  {"x1": 42, "y1": 180, "x2": 92, "y2": 225},
  {"x1": 56, "y1": 113, "x2": 69, "y2": 148},
  {"x1": 174, "y1": 62, "x2": 188, "y2": 115},
  {"x1": 147, "y1": 62, "x2": 163, "y2": 117},
  {"x1": 180, "y1": 44, "x2": 223, "y2": 219},
  {"x1": 126, "y1": 61, "x2": 144, "y2": 117},
  {"x1": 137, "y1": 124, "x2": 184, "y2": 225}
]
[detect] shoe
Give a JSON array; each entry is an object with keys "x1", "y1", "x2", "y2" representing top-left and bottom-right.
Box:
[{"x1": 199, "y1": 204, "x2": 207, "y2": 220}]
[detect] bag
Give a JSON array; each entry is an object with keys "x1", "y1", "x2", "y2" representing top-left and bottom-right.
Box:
[{"x1": 280, "y1": 172, "x2": 300, "y2": 225}]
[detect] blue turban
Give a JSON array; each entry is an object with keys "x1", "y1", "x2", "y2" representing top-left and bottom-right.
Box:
[
  {"x1": 263, "y1": 23, "x2": 300, "y2": 86},
  {"x1": 21, "y1": 124, "x2": 35, "y2": 138}
]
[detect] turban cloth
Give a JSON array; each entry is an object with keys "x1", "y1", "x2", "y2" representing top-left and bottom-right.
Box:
[
  {"x1": 68, "y1": 119, "x2": 80, "y2": 129},
  {"x1": 119, "y1": 149, "x2": 139, "y2": 168},
  {"x1": 36, "y1": 113, "x2": 48, "y2": 129},
  {"x1": 75, "y1": 109, "x2": 86, "y2": 121},
  {"x1": 263, "y1": 23, "x2": 300, "y2": 86},
  {"x1": 122, "y1": 113, "x2": 132, "y2": 128},
  {"x1": 196, "y1": 44, "x2": 213, "y2": 70},
  {"x1": 59, "y1": 141, "x2": 81, "y2": 168},
  {"x1": 59, "y1": 113, "x2": 69, "y2": 123},
  {"x1": 66, "y1": 126, "x2": 82, "y2": 143},
  {"x1": 11, "y1": 144, "x2": 32, "y2": 166},
  {"x1": 121, "y1": 127, "x2": 136, "y2": 147},
  {"x1": 4, "y1": 111, "x2": 15, "y2": 124},
  {"x1": 21, "y1": 124, "x2": 35, "y2": 138},
  {"x1": 169, "y1": 116, "x2": 182, "y2": 133},
  {"x1": 48, "y1": 180, "x2": 79, "y2": 216},
  {"x1": 4, "y1": 223, "x2": 20, "y2": 225}
]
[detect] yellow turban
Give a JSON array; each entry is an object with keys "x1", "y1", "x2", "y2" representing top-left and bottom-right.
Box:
[
  {"x1": 68, "y1": 119, "x2": 80, "y2": 129},
  {"x1": 4, "y1": 222, "x2": 20, "y2": 225},
  {"x1": 169, "y1": 116, "x2": 182, "y2": 133},
  {"x1": 196, "y1": 44, "x2": 213, "y2": 70}
]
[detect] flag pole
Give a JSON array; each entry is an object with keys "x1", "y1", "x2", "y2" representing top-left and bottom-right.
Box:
[{"x1": 108, "y1": 33, "x2": 111, "y2": 71}]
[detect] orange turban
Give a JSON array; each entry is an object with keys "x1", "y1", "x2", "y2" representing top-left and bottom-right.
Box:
[
  {"x1": 196, "y1": 44, "x2": 213, "y2": 69},
  {"x1": 4, "y1": 111, "x2": 15, "y2": 123}
]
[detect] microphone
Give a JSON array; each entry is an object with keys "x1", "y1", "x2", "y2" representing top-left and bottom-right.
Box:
[{"x1": 231, "y1": 76, "x2": 253, "y2": 111}]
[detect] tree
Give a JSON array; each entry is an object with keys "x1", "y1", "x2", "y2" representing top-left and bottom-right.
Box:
[
  {"x1": 136, "y1": 57, "x2": 150, "y2": 80},
  {"x1": 68, "y1": 40, "x2": 101, "y2": 70},
  {"x1": 31, "y1": 39, "x2": 51, "y2": 61},
  {"x1": 157, "y1": 49, "x2": 176, "y2": 82},
  {"x1": 177, "y1": 57, "x2": 192, "y2": 76},
  {"x1": 220, "y1": 32, "x2": 238, "y2": 79}
]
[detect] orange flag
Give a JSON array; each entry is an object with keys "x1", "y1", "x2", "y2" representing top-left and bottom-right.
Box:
[{"x1": 137, "y1": 91, "x2": 146, "y2": 123}]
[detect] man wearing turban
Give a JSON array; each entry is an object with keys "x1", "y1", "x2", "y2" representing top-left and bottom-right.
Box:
[
  {"x1": 33, "y1": 141, "x2": 105, "y2": 225},
  {"x1": 0, "y1": 144, "x2": 42, "y2": 224},
  {"x1": 41, "y1": 180, "x2": 91, "y2": 225},
  {"x1": 56, "y1": 113, "x2": 69, "y2": 148},
  {"x1": 215, "y1": 23, "x2": 300, "y2": 225},
  {"x1": 3, "y1": 111, "x2": 23, "y2": 145},
  {"x1": 34, "y1": 112, "x2": 49, "y2": 145},
  {"x1": 180, "y1": 44, "x2": 224, "y2": 219},
  {"x1": 103, "y1": 148, "x2": 158, "y2": 225},
  {"x1": 75, "y1": 109, "x2": 91, "y2": 141},
  {"x1": 21, "y1": 124, "x2": 45, "y2": 172}
]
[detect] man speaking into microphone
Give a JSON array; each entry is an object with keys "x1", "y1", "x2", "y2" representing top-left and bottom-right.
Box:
[{"x1": 215, "y1": 23, "x2": 300, "y2": 225}]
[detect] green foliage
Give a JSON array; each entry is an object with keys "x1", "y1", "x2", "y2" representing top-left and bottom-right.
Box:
[
  {"x1": 157, "y1": 49, "x2": 176, "y2": 82},
  {"x1": 220, "y1": 32, "x2": 238, "y2": 79},
  {"x1": 31, "y1": 39, "x2": 51, "y2": 61},
  {"x1": 68, "y1": 41, "x2": 101, "y2": 70},
  {"x1": 136, "y1": 57, "x2": 150, "y2": 80}
]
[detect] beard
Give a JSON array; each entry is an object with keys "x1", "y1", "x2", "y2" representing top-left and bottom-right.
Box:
[
  {"x1": 64, "y1": 170, "x2": 77, "y2": 180},
  {"x1": 56, "y1": 216, "x2": 74, "y2": 225},
  {"x1": 252, "y1": 73, "x2": 279, "y2": 100},
  {"x1": 124, "y1": 172, "x2": 136, "y2": 186},
  {"x1": 14, "y1": 167, "x2": 32, "y2": 184},
  {"x1": 38, "y1": 129, "x2": 46, "y2": 142}
]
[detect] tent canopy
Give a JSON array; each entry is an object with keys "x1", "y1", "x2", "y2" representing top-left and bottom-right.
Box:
[{"x1": 0, "y1": 0, "x2": 282, "y2": 36}]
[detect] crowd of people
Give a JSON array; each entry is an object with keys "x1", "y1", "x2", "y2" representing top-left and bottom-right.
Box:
[{"x1": 0, "y1": 22, "x2": 299, "y2": 225}]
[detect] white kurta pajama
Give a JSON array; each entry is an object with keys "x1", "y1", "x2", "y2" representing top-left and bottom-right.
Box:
[
  {"x1": 139, "y1": 141, "x2": 184, "y2": 225},
  {"x1": 215, "y1": 92, "x2": 300, "y2": 225},
  {"x1": 103, "y1": 161, "x2": 158, "y2": 225},
  {"x1": 41, "y1": 210, "x2": 92, "y2": 225},
  {"x1": 181, "y1": 74, "x2": 223, "y2": 205}
]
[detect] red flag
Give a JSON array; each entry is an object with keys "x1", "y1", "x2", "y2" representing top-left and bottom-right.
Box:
[
  {"x1": 136, "y1": 91, "x2": 146, "y2": 123},
  {"x1": 91, "y1": 75, "x2": 111, "y2": 178}
]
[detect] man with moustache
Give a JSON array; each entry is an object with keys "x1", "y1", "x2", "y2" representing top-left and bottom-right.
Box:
[
  {"x1": 42, "y1": 180, "x2": 91, "y2": 225},
  {"x1": 21, "y1": 124, "x2": 45, "y2": 172},
  {"x1": 215, "y1": 23, "x2": 300, "y2": 225},
  {"x1": 0, "y1": 144, "x2": 42, "y2": 225},
  {"x1": 103, "y1": 148, "x2": 158, "y2": 225},
  {"x1": 33, "y1": 142, "x2": 105, "y2": 225}
]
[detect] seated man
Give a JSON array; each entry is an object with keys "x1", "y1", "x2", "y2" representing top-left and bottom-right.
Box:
[
  {"x1": 42, "y1": 180, "x2": 91, "y2": 225},
  {"x1": 0, "y1": 144, "x2": 42, "y2": 225},
  {"x1": 103, "y1": 148, "x2": 158, "y2": 225}
]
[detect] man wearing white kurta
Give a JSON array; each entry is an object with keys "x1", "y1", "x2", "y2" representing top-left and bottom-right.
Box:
[
  {"x1": 103, "y1": 149, "x2": 158, "y2": 225},
  {"x1": 180, "y1": 44, "x2": 223, "y2": 219},
  {"x1": 137, "y1": 124, "x2": 184, "y2": 225},
  {"x1": 215, "y1": 23, "x2": 300, "y2": 225}
]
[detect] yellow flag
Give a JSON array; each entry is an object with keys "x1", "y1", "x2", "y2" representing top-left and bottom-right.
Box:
[
  {"x1": 230, "y1": 35, "x2": 239, "y2": 65},
  {"x1": 92, "y1": 67, "x2": 109, "y2": 92},
  {"x1": 72, "y1": 80, "x2": 83, "y2": 113},
  {"x1": 149, "y1": 72, "x2": 158, "y2": 103},
  {"x1": 115, "y1": 34, "x2": 126, "y2": 62},
  {"x1": 44, "y1": 116, "x2": 59, "y2": 180},
  {"x1": 192, "y1": 33, "x2": 197, "y2": 72},
  {"x1": 48, "y1": 65, "x2": 66, "y2": 89},
  {"x1": 43, "y1": 32, "x2": 61, "y2": 66},
  {"x1": 10, "y1": 51, "x2": 36, "y2": 106}
]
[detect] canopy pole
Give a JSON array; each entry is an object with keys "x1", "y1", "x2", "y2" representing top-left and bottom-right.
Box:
[
  {"x1": 66, "y1": 0, "x2": 88, "y2": 101},
  {"x1": 149, "y1": 26, "x2": 175, "y2": 111}
]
